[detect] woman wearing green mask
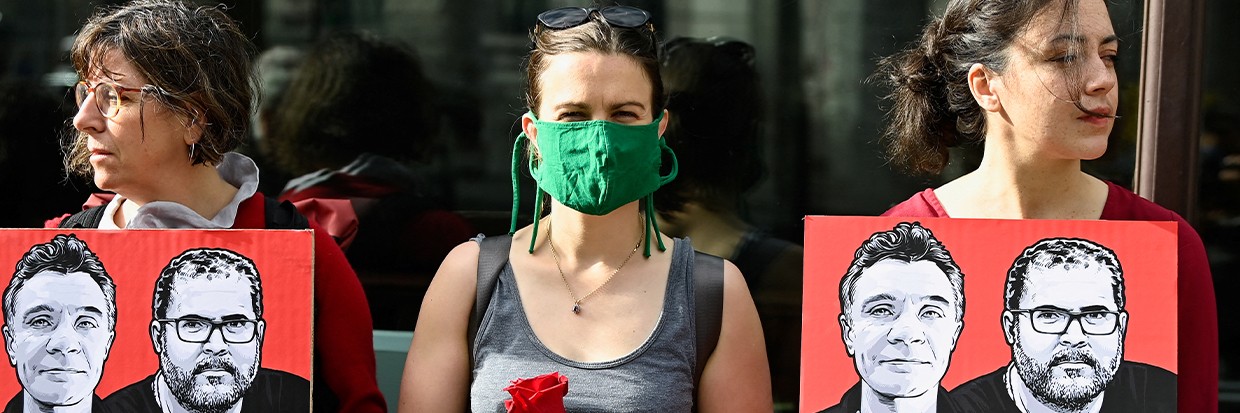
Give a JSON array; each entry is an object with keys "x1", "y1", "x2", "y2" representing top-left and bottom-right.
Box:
[{"x1": 398, "y1": 6, "x2": 771, "y2": 412}]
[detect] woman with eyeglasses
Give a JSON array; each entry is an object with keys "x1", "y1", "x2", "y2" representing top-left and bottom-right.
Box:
[
  {"x1": 876, "y1": 0, "x2": 1215, "y2": 411},
  {"x1": 399, "y1": 6, "x2": 771, "y2": 412},
  {"x1": 51, "y1": 1, "x2": 385, "y2": 411}
]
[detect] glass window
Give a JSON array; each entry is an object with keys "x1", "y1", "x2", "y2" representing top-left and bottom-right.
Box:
[{"x1": 0, "y1": 0, "x2": 1182, "y2": 411}]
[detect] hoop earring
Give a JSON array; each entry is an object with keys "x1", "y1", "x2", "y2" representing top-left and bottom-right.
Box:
[{"x1": 189, "y1": 143, "x2": 196, "y2": 161}]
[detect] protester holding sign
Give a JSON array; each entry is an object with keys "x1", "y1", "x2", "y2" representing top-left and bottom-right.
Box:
[
  {"x1": 48, "y1": 0, "x2": 384, "y2": 411},
  {"x1": 873, "y1": 0, "x2": 1215, "y2": 411},
  {"x1": 398, "y1": 5, "x2": 770, "y2": 412}
]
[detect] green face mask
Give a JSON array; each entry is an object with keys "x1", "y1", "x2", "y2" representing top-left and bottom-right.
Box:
[{"x1": 509, "y1": 111, "x2": 678, "y2": 256}]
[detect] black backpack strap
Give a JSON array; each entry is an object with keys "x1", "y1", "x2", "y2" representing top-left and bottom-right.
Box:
[
  {"x1": 263, "y1": 196, "x2": 310, "y2": 230},
  {"x1": 58, "y1": 205, "x2": 107, "y2": 228},
  {"x1": 692, "y1": 251, "x2": 725, "y2": 389},
  {"x1": 468, "y1": 234, "x2": 512, "y2": 362}
]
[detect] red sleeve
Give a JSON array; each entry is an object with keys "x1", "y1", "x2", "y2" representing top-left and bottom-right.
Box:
[
  {"x1": 309, "y1": 220, "x2": 387, "y2": 412},
  {"x1": 1172, "y1": 217, "x2": 1218, "y2": 413},
  {"x1": 1101, "y1": 183, "x2": 1217, "y2": 412},
  {"x1": 881, "y1": 189, "x2": 947, "y2": 217},
  {"x1": 44, "y1": 214, "x2": 70, "y2": 228}
]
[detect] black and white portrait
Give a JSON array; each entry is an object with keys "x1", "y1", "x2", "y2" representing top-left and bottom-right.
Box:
[
  {"x1": 951, "y1": 237, "x2": 1177, "y2": 413},
  {"x1": 821, "y1": 222, "x2": 965, "y2": 413},
  {"x1": 1, "y1": 234, "x2": 115, "y2": 413},
  {"x1": 103, "y1": 248, "x2": 309, "y2": 412}
]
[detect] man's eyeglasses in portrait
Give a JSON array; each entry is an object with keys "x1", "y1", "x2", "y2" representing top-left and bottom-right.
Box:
[
  {"x1": 157, "y1": 317, "x2": 261, "y2": 344},
  {"x1": 1009, "y1": 308, "x2": 1123, "y2": 335}
]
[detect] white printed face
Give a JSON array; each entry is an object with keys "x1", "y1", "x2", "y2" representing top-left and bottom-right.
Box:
[
  {"x1": 1008, "y1": 265, "x2": 1125, "y2": 410},
  {"x1": 154, "y1": 275, "x2": 264, "y2": 411},
  {"x1": 4, "y1": 271, "x2": 113, "y2": 406},
  {"x1": 841, "y1": 259, "x2": 961, "y2": 398}
]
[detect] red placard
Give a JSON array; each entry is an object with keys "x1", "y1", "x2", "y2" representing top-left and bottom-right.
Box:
[
  {"x1": 801, "y1": 216, "x2": 1177, "y2": 412},
  {"x1": 0, "y1": 229, "x2": 313, "y2": 405}
]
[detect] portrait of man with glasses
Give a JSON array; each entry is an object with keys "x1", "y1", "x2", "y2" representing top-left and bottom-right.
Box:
[
  {"x1": 104, "y1": 247, "x2": 309, "y2": 412},
  {"x1": 951, "y1": 238, "x2": 1176, "y2": 413}
]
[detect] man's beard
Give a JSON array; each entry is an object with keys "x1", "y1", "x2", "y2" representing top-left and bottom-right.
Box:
[
  {"x1": 1013, "y1": 336, "x2": 1122, "y2": 412},
  {"x1": 160, "y1": 352, "x2": 259, "y2": 413}
]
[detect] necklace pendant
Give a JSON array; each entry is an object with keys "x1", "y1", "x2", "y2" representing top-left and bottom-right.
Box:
[{"x1": 572, "y1": 303, "x2": 581, "y2": 314}]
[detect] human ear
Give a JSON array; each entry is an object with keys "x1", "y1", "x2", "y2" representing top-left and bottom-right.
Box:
[
  {"x1": 3, "y1": 325, "x2": 15, "y2": 366},
  {"x1": 181, "y1": 106, "x2": 207, "y2": 146},
  {"x1": 256, "y1": 320, "x2": 266, "y2": 346},
  {"x1": 150, "y1": 321, "x2": 165, "y2": 354},
  {"x1": 951, "y1": 320, "x2": 963, "y2": 350},
  {"x1": 657, "y1": 109, "x2": 670, "y2": 137},
  {"x1": 521, "y1": 113, "x2": 539, "y2": 156},
  {"x1": 839, "y1": 314, "x2": 855, "y2": 357},
  {"x1": 1001, "y1": 311, "x2": 1017, "y2": 345},
  {"x1": 968, "y1": 63, "x2": 1002, "y2": 112}
]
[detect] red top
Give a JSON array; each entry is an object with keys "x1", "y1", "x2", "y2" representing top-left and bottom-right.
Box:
[
  {"x1": 47, "y1": 193, "x2": 388, "y2": 413},
  {"x1": 884, "y1": 182, "x2": 1218, "y2": 413}
]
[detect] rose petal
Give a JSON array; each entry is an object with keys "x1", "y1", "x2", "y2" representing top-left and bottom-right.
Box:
[{"x1": 502, "y1": 372, "x2": 569, "y2": 413}]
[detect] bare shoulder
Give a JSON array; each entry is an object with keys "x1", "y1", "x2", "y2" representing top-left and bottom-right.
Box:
[
  {"x1": 720, "y1": 259, "x2": 754, "y2": 302},
  {"x1": 697, "y1": 258, "x2": 772, "y2": 412},
  {"x1": 425, "y1": 240, "x2": 482, "y2": 304},
  {"x1": 416, "y1": 240, "x2": 484, "y2": 332}
]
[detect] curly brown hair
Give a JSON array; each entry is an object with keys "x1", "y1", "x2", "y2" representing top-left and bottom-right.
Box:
[{"x1": 66, "y1": 0, "x2": 256, "y2": 177}]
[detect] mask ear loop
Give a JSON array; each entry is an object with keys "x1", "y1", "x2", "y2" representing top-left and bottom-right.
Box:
[
  {"x1": 513, "y1": 131, "x2": 550, "y2": 254},
  {"x1": 509, "y1": 132, "x2": 525, "y2": 236},
  {"x1": 643, "y1": 195, "x2": 666, "y2": 257},
  {"x1": 529, "y1": 188, "x2": 545, "y2": 254},
  {"x1": 643, "y1": 138, "x2": 679, "y2": 257}
]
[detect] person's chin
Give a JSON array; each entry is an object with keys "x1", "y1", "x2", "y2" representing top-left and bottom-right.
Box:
[
  {"x1": 92, "y1": 172, "x2": 120, "y2": 192},
  {"x1": 26, "y1": 385, "x2": 91, "y2": 407},
  {"x1": 867, "y1": 381, "x2": 935, "y2": 399}
]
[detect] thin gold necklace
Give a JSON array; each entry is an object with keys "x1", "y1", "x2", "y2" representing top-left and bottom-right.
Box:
[{"x1": 547, "y1": 218, "x2": 644, "y2": 314}]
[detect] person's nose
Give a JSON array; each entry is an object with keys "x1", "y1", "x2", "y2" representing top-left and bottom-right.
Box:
[
  {"x1": 201, "y1": 325, "x2": 230, "y2": 355},
  {"x1": 73, "y1": 92, "x2": 106, "y2": 135},
  {"x1": 1059, "y1": 317, "x2": 1089, "y2": 347},
  {"x1": 1083, "y1": 54, "x2": 1117, "y2": 97},
  {"x1": 46, "y1": 322, "x2": 84, "y2": 355},
  {"x1": 887, "y1": 311, "x2": 927, "y2": 345}
]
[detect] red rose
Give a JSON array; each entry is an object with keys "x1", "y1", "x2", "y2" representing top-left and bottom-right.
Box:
[{"x1": 503, "y1": 371, "x2": 569, "y2": 413}]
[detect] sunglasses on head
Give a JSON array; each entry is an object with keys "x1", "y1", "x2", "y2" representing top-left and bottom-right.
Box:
[{"x1": 537, "y1": 6, "x2": 651, "y2": 30}]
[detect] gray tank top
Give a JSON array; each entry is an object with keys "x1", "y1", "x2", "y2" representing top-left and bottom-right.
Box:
[{"x1": 469, "y1": 238, "x2": 697, "y2": 413}]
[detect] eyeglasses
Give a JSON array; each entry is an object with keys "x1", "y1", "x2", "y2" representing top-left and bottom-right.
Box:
[
  {"x1": 157, "y1": 317, "x2": 261, "y2": 344},
  {"x1": 1010, "y1": 308, "x2": 1122, "y2": 335},
  {"x1": 536, "y1": 6, "x2": 651, "y2": 30},
  {"x1": 75, "y1": 81, "x2": 149, "y2": 119}
]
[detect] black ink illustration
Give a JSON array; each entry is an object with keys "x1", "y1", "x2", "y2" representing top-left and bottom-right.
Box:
[
  {"x1": 951, "y1": 238, "x2": 1177, "y2": 413},
  {"x1": 821, "y1": 222, "x2": 964, "y2": 413},
  {"x1": 2, "y1": 234, "x2": 115, "y2": 413},
  {"x1": 103, "y1": 248, "x2": 309, "y2": 412}
]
